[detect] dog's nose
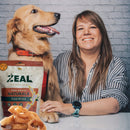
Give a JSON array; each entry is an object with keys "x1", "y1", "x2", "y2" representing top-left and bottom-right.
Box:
[{"x1": 54, "y1": 13, "x2": 60, "y2": 20}]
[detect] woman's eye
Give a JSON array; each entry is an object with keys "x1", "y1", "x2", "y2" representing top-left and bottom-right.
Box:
[
  {"x1": 90, "y1": 26, "x2": 96, "y2": 29},
  {"x1": 31, "y1": 9, "x2": 38, "y2": 13},
  {"x1": 77, "y1": 28, "x2": 83, "y2": 31}
]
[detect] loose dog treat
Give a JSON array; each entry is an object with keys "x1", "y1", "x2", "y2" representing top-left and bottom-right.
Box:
[
  {"x1": 0, "y1": 61, "x2": 43, "y2": 118},
  {"x1": 6, "y1": 5, "x2": 63, "y2": 123},
  {"x1": 0, "y1": 105, "x2": 46, "y2": 130}
]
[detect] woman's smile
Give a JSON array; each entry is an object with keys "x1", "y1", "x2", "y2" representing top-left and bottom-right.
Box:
[{"x1": 82, "y1": 38, "x2": 93, "y2": 41}]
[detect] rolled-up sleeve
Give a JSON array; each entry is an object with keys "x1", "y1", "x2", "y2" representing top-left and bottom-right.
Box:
[{"x1": 101, "y1": 57, "x2": 129, "y2": 110}]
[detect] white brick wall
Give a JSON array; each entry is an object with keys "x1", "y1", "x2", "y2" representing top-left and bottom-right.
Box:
[{"x1": 0, "y1": 0, "x2": 130, "y2": 109}]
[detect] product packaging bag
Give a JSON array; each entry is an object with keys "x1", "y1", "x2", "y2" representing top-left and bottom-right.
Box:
[{"x1": 0, "y1": 61, "x2": 45, "y2": 119}]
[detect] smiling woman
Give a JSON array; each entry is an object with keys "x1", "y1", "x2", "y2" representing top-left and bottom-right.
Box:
[{"x1": 41, "y1": 10, "x2": 128, "y2": 117}]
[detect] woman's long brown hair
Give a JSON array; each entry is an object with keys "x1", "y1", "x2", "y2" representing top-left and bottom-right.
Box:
[{"x1": 68, "y1": 10, "x2": 112, "y2": 97}]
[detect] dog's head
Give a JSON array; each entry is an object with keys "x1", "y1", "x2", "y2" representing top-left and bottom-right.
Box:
[{"x1": 7, "y1": 5, "x2": 60, "y2": 44}]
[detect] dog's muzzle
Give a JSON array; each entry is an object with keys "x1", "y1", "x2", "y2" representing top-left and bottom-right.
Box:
[{"x1": 33, "y1": 13, "x2": 60, "y2": 36}]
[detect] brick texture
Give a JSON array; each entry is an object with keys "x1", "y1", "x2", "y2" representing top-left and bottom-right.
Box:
[{"x1": 0, "y1": 0, "x2": 130, "y2": 110}]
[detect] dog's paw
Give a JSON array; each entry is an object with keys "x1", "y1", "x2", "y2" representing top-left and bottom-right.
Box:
[{"x1": 39, "y1": 110, "x2": 59, "y2": 123}]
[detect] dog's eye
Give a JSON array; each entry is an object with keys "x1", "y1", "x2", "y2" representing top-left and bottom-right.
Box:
[{"x1": 31, "y1": 9, "x2": 38, "y2": 13}]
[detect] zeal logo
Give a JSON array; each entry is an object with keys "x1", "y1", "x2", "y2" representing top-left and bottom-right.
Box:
[{"x1": 7, "y1": 74, "x2": 33, "y2": 83}]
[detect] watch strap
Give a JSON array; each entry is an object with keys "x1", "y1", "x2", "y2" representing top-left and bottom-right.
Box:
[{"x1": 72, "y1": 108, "x2": 80, "y2": 117}]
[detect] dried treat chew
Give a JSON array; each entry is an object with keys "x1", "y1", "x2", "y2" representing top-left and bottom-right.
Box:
[{"x1": 0, "y1": 105, "x2": 46, "y2": 130}]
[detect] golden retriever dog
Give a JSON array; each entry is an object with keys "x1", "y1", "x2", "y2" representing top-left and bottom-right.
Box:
[{"x1": 6, "y1": 5, "x2": 62, "y2": 123}]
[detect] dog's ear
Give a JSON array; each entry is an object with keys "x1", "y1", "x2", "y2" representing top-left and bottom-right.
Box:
[{"x1": 6, "y1": 17, "x2": 25, "y2": 44}]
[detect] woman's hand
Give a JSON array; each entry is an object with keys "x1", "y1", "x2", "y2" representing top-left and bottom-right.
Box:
[{"x1": 40, "y1": 100, "x2": 74, "y2": 115}]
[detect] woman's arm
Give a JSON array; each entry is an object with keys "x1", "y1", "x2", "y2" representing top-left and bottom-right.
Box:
[
  {"x1": 80, "y1": 97, "x2": 119, "y2": 115},
  {"x1": 40, "y1": 97, "x2": 119, "y2": 116}
]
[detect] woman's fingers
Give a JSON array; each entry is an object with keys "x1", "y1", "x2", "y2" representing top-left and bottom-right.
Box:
[
  {"x1": 40, "y1": 100, "x2": 59, "y2": 112},
  {"x1": 40, "y1": 100, "x2": 52, "y2": 108},
  {"x1": 40, "y1": 100, "x2": 73, "y2": 115}
]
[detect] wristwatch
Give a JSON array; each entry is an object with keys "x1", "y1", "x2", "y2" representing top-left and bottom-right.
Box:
[{"x1": 72, "y1": 101, "x2": 82, "y2": 117}]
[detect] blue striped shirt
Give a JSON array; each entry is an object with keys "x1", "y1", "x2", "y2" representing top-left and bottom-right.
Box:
[{"x1": 53, "y1": 51, "x2": 128, "y2": 110}]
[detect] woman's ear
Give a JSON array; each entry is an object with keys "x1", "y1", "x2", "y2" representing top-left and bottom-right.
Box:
[{"x1": 6, "y1": 17, "x2": 24, "y2": 44}]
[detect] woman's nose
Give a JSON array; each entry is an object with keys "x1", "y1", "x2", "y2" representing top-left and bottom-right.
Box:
[{"x1": 84, "y1": 28, "x2": 90, "y2": 35}]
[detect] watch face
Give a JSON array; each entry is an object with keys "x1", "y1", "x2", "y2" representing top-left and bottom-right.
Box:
[{"x1": 72, "y1": 101, "x2": 82, "y2": 109}]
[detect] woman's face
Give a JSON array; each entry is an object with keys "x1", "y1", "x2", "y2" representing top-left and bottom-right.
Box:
[{"x1": 76, "y1": 18, "x2": 102, "y2": 54}]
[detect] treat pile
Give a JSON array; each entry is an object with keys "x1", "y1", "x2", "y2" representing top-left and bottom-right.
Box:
[{"x1": 0, "y1": 105, "x2": 46, "y2": 130}]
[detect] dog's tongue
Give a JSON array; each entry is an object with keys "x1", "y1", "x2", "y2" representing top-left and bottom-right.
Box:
[
  {"x1": 47, "y1": 26, "x2": 60, "y2": 34},
  {"x1": 37, "y1": 26, "x2": 60, "y2": 34}
]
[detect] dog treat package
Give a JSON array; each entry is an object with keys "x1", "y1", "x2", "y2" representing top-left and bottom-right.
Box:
[{"x1": 0, "y1": 60, "x2": 46, "y2": 119}]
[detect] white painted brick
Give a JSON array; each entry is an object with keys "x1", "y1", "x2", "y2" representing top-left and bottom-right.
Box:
[
  {"x1": 114, "y1": 5, "x2": 130, "y2": 12},
  {"x1": 0, "y1": 0, "x2": 130, "y2": 99},
  {"x1": 110, "y1": 39, "x2": 122, "y2": 45},
  {"x1": 113, "y1": 32, "x2": 129, "y2": 38},
  {"x1": 112, "y1": 45, "x2": 128, "y2": 51}
]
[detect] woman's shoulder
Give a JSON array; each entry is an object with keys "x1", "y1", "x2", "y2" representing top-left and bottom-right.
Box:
[
  {"x1": 55, "y1": 50, "x2": 72, "y2": 61},
  {"x1": 111, "y1": 56, "x2": 125, "y2": 68},
  {"x1": 53, "y1": 50, "x2": 72, "y2": 67},
  {"x1": 108, "y1": 55, "x2": 126, "y2": 74}
]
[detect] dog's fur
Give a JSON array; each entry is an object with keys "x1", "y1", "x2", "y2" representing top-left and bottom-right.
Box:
[{"x1": 7, "y1": 5, "x2": 62, "y2": 123}]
